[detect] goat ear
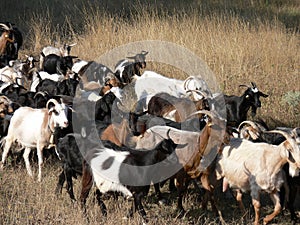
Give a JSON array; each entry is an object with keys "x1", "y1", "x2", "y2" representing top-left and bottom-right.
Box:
[{"x1": 251, "y1": 82, "x2": 257, "y2": 88}]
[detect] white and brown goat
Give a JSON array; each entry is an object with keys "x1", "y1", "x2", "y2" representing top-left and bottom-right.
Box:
[{"x1": 1, "y1": 98, "x2": 70, "y2": 181}]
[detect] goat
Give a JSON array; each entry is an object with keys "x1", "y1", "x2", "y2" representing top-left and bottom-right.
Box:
[
  {"x1": 224, "y1": 82, "x2": 268, "y2": 127},
  {"x1": 126, "y1": 71, "x2": 210, "y2": 113},
  {"x1": 34, "y1": 77, "x2": 78, "y2": 97},
  {"x1": 0, "y1": 95, "x2": 14, "y2": 137},
  {"x1": 40, "y1": 43, "x2": 76, "y2": 69},
  {"x1": 0, "y1": 65, "x2": 23, "y2": 84},
  {"x1": 238, "y1": 121, "x2": 300, "y2": 222},
  {"x1": 80, "y1": 135, "x2": 177, "y2": 223},
  {"x1": 42, "y1": 53, "x2": 78, "y2": 76},
  {"x1": 114, "y1": 51, "x2": 148, "y2": 85},
  {"x1": 0, "y1": 22, "x2": 23, "y2": 65},
  {"x1": 0, "y1": 98, "x2": 70, "y2": 181},
  {"x1": 147, "y1": 92, "x2": 209, "y2": 122},
  {"x1": 72, "y1": 60, "x2": 121, "y2": 91},
  {"x1": 215, "y1": 130, "x2": 300, "y2": 225},
  {"x1": 142, "y1": 110, "x2": 229, "y2": 219},
  {"x1": 0, "y1": 24, "x2": 14, "y2": 56}
]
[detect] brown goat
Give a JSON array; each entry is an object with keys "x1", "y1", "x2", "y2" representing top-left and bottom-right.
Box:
[
  {"x1": 147, "y1": 92, "x2": 209, "y2": 122},
  {"x1": 0, "y1": 28, "x2": 13, "y2": 55}
]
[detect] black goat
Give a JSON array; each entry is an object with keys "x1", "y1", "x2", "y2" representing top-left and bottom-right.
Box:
[
  {"x1": 35, "y1": 77, "x2": 78, "y2": 97},
  {"x1": 42, "y1": 53, "x2": 77, "y2": 75},
  {"x1": 114, "y1": 51, "x2": 148, "y2": 84},
  {"x1": 95, "y1": 91, "x2": 121, "y2": 123},
  {"x1": 224, "y1": 82, "x2": 268, "y2": 127}
]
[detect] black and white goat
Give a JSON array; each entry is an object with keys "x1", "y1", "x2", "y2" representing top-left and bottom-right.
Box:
[
  {"x1": 39, "y1": 43, "x2": 76, "y2": 69},
  {"x1": 114, "y1": 51, "x2": 148, "y2": 85},
  {"x1": 80, "y1": 136, "x2": 177, "y2": 222},
  {"x1": 41, "y1": 53, "x2": 77, "y2": 76}
]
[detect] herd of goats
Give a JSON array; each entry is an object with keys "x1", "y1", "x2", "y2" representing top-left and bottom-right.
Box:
[{"x1": 0, "y1": 22, "x2": 300, "y2": 225}]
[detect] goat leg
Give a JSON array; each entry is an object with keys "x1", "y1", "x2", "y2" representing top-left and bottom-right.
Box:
[
  {"x1": 263, "y1": 192, "x2": 281, "y2": 225},
  {"x1": 133, "y1": 192, "x2": 148, "y2": 223},
  {"x1": 95, "y1": 189, "x2": 107, "y2": 216},
  {"x1": 55, "y1": 170, "x2": 65, "y2": 196},
  {"x1": 65, "y1": 166, "x2": 76, "y2": 201},
  {"x1": 80, "y1": 160, "x2": 93, "y2": 216}
]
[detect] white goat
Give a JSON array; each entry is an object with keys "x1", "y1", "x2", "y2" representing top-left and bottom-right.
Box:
[
  {"x1": 131, "y1": 70, "x2": 210, "y2": 113},
  {"x1": 0, "y1": 99, "x2": 69, "y2": 181},
  {"x1": 216, "y1": 130, "x2": 300, "y2": 225}
]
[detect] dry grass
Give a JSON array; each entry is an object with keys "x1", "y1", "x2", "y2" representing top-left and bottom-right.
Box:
[
  {"x1": 16, "y1": 2, "x2": 299, "y2": 127},
  {"x1": 0, "y1": 1, "x2": 299, "y2": 224},
  {"x1": 0, "y1": 159, "x2": 298, "y2": 225}
]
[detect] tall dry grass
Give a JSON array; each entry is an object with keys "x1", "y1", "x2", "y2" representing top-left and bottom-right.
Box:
[
  {"x1": 0, "y1": 1, "x2": 299, "y2": 224},
  {"x1": 22, "y1": 4, "x2": 299, "y2": 127}
]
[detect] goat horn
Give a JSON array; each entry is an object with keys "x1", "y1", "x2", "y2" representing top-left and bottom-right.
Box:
[
  {"x1": 186, "y1": 109, "x2": 216, "y2": 120},
  {"x1": 141, "y1": 51, "x2": 148, "y2": 55},
  {"x1": 239, "y1": 84, "x2": 250, "y2": 88},
  {"x1": 0, "y1": 95, "x2": 11, "y2": 103},
  {"x1": 238, "y1": 121, "x2": 260, "y2": 133},
  {"x1": 251, "y1": 82, "x2": 257, "y2": 88},
  {"x1": 46, "y1": 98, "x2": 59, "y2": 109},
  {"x1": 183, "y1": 76, "x2": 195, "y2": 90},
  {"x1": 0, "y1": 23, "x2": 11, "y2": 31},
  {"x1": 34, "y1": 91, "x2": 48, "y2": 98},
  {"x1": 69, "y1": 43, "x2": 77, "y2": 47},
  {"x1": 186, "y1": 89, "x2": 208, "y2": 99},
  {"x1": 265, "y1": 130, "x2": 298, "y2": 150},
  {"x1": 291, "y1": 127, "x2": 300, "y2": 140}
]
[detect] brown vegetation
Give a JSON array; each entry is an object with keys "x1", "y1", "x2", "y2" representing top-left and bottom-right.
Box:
[{"x1": 0, "y1": 0, "x2": 299, "y2": 224}]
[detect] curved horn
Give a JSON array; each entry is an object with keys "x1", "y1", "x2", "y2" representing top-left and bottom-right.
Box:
[
  {"x1": 186, "y1": 109, "x2": 216, "y2": 120},
  {"x1": 251, "y1": 82, "x2": 257, "y2": 88},
  {"x1": 0, "y1": 95, "x2": 11, "y2": 103},
  {"x1": 46, "y1": 98, "x2": 60, "y2": 109},
  {"x1": 265, "y1": 130, "x2": 298, "y2": 150},
  {"x1": 239, "y1": 84, "x2": 250, "y2": 89},
  {"x1": 183, "y1": 76, "x2": 195, "y2": 90},
  {"x1": 34, "y1": 91, "x2": 48, "y2": 98},
  {"x1": 291, "y1": 127, "x2": 300, "y2": 140},
  {"x1": 238, "y1": 121, "x2": 261, "y2": 133},
  {"x1": 0, "y1": 23, "x2": 11, "y2": 31},
  {"x1": 141, "y1": 51, "x2": 148, "y2": 55},
  {"x1": 69, "y1": 43, "x2": 77, "y2": 47},
  {"x1": 186, "y1": 89, "x2": 208, "y2": 99}
]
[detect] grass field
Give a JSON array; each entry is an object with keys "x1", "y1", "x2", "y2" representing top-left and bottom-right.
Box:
[{"x1": 0, "y1": 0, "x2": 299, "y2": 224}]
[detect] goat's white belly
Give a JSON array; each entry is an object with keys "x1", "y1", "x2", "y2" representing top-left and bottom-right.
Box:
[{"x1": 90, "y1": 149, "x2": 132, "y2": 197}]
